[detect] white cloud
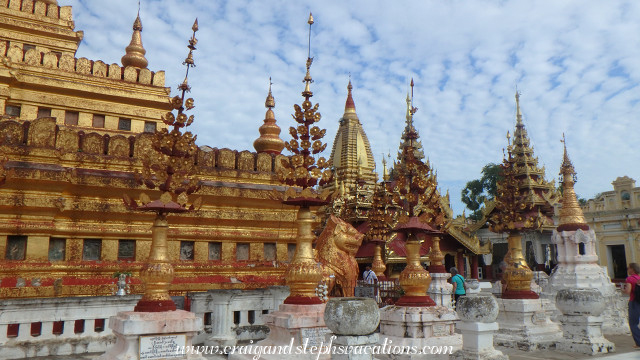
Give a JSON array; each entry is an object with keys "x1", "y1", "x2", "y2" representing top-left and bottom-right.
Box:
[{"x1": 65, "y1": 0, "x2": 640, "y2": 215}]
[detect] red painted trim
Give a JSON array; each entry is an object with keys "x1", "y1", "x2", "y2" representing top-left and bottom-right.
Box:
[
  {"x1": 283, "y1": 295, "x2": 323, "y2": 305},
  {"x1": 395, "y1": 295, "x2": 436, "y2": 307}
]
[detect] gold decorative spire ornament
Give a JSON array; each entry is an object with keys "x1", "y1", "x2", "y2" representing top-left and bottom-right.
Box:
[
  {"x1": 277, "y1": 13, "x2": 333, "y2": 305},
  {"x1": 121, "y1": 12, "x2": 149, "y2": 69},
  {"x1": 123, "y1": 19, "x2": 201, "y2": 312},
  {"x1": 365, "y1": 183, "x2": 394, "y2": 277},
  {"x1": 488, "y1": 92, "x2": 556, "y2": 299},
  {"x1": 253, "y1": 79, "x2": 285, "y2": 155},
  {"x1": 386, "y1": 87, "x2": 445, "y2": 306},
  {"x1": 427, "y1": 235, "x2": 446, "y2": 273},
  {"x1": 398, "y1": 79, "x2": 425, "y2": 166},
  {"x1": 557, "y1": 134, "x2": 588, "y2": 231}
]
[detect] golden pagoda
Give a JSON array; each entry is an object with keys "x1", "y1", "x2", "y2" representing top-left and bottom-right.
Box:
[
  {"x1": 487, "y1": 92, "x2": 557, "y2": 298},
  {"x1": 0, "y1": 3, "x2": 169, "y2": 135},
  {"x1": 383, "y1": 81, "x2": 489, "y2": 276},
  {"x1": 0, "y1": 2, "x2": 301, "y2": 299},
  {"x1": 326, "y1": 79, "x2": 376, "y2": 223},
  {"x1": 557, "y1": 135, "x2": 589, "y2": 231}
]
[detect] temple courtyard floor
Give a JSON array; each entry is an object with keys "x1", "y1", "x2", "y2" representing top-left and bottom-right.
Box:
[{"x1": 29, "y1": 334, "x2": 640, "y2": 360}]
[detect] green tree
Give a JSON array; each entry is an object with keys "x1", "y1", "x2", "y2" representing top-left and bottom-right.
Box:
[{"x1": 461, "y1": 163, "x2": 502, "y2": 220}]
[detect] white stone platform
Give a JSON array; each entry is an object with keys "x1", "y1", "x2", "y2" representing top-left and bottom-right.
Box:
[
  {"x1": 228, "y1": 303, "x2": 330, "y2": 360},
  {"x1": 494, "y1": 298, "x2": 562, "y2": 351},
  {"x1": 376, "y1": 305, "x2": 461, "y2": 360},
  {"x1": 96, "y1": 310, "x2": 204, "y2": 360}
]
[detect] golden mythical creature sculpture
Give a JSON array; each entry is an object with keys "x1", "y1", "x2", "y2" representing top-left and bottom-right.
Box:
[{"x1": 315, "y1": 215, "x2": 364, "y2": 297}]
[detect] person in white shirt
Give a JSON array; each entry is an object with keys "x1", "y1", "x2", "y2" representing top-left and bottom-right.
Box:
[{"x1": 363, "y1": 265, "x2": 378, "y2": 284}]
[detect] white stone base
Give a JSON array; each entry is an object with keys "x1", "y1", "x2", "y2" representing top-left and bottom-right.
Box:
[
  {"x1": 556, "y1": 314, "x2": 615, "y2": 355},
  {"x1": 95, "y1": 310, "x2": 205, "y2": 360},
  {"x1": 228, "y1": 303, "x2": 330, "y2": 360},
  {"x1": 494, "y1": 298, "x2": 562, "y2": 351},
  {"x1": 376, "y1": 305, "x2": 461, "y2": 360},
  {"x1": 330, "y1": 333, "x2": 378, "y2": 360},
  {"x1": 428, "y1": 273, "x2": 453, "y2": 308},
  {"x1": 450, "y1": 322, "x2": 507, "y2": 360}
]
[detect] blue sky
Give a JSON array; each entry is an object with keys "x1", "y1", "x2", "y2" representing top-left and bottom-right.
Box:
[{"x1": 66, "y1": 0, "x2": 640, "y2": 215}]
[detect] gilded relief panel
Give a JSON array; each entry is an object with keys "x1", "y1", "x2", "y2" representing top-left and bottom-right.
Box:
[
  {"x1": 56, "y1": 129, "x2": 79, "y2": 153},
  {"x1": 28, "y1": 118, "x2": 57, "y2": 148},
  {"x1": 108, "y1": 135, "x2": 129, "y2": 158},
  {"x1": 0, "y1": 121, "x2": 24, "y2": 145}
]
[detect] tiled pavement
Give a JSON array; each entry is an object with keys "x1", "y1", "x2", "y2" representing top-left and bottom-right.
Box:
[{"x1": 30, "y1": 334, "x2": 640, "y2": 360}]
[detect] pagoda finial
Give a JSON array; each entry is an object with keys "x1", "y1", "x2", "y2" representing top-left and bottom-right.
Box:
[
  {"x1": 515, "y1": 89, "x2": 523, "y2": 125},
  {"x1": 557, "y1": 134, "x2": 588, "y2": 231},
  {"x1": 343, "y1": 77, "x2": 358, "y2": 119},
  {"x1": 121, "y1": 12, "x2": 148, "y2": 69},
  {"x1": 302, "y1": 13, "x2": 314, "y2": 98},
  {"x1": 254, "y1": 78, "x2": 285, "y2": 155}
]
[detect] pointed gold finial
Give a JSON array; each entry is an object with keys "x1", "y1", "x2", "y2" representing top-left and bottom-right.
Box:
[
  {"x1": 254, "y1": 79, "x2": 285, "y2": 155},
  {"x1": 121, "y1": 14, "x2": 148, "y2": 69},
  {"x1": 515, "y1": 89, "x2": 523, "y2": 124},
  {"x1": 343, "y1": 77, "x2": 358, "y2": 118},
  {"x1": 557, "y1": 134, "x2": 588, "y2": 231},
  {"x1": 302, "y1": 13, "x2": 315, "y2": 98}
]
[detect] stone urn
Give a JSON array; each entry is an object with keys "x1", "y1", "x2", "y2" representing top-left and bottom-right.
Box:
[
  {"x1": 456, "y1": 294, "x2": 499, "y2": 323},
  {"x1": 465, "y1": 278, "x2": 481, "y2": 293},
  {"x1": 556, "y1": 288, "x2": 605, "y2": 316},
  {"x1": 324, "y1": 297, "x2": 379, "y2": 335}
]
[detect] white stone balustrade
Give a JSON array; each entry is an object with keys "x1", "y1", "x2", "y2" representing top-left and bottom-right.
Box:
[
  {"x1": 189, "y1": 286, "x2": 289, "y2": 346},
  {"x1": 0, "y1": 295, "x2": 140, "y2": 359}
]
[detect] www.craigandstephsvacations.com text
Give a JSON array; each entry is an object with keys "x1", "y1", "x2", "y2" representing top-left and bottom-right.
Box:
[{"x1": 176, "y1": 337, "x2": 454, "y2": 359}]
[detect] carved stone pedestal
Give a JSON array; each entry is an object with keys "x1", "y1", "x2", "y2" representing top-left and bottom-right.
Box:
[
  {"x1": 451, "y1": 295, "x2": 507, "y2": 360},
  {"x1": 494, "y1": 298, "x2": 562, "y2": 351},
  {"x1": 427, "y1": 272, "x2": 453, "y2": 308},
  {"x1": 229, "y1": 303, "x2": 330, "y2": 360},
  {"x1": 96, "y1": 310, "x2": 204, "y2": 360},
  {"x1": 377, "y1": 305, "x2": 461, "y2": 360},
  {"x1": 555, "y1": 289, "x2": 614, "y2": 355}
]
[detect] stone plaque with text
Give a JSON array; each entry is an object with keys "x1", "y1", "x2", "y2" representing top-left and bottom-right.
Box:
[
  {"x1": 300, "y1": 327, "x2": 332, "y2": 347},
  {"x1": 139, "y1": 334, "x2": 186, "y2": 360}
]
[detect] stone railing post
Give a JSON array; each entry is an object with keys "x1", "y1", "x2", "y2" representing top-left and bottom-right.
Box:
[{"x1": 451, "y1": 294, "x2": 507, "y2": 360}]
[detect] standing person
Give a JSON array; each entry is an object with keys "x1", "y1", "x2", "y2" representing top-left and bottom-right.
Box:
[
  {"x1": 363, "y1": 265, "x2": 378, "y2": 284},
  {"x1": 450, "y1": 267, "x2": 466, "y2": 309},
  {"x1": 623, "y1": 263, "x2": 640, "y2": 348}
]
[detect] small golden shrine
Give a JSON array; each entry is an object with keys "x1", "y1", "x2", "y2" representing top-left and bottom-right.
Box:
[{"x1": 488, "y1": 92, "x2": 558, "y2": 299}]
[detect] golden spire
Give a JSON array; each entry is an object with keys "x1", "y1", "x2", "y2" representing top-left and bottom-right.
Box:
[
  {"x1": 302, "y1": 13, "x2": 315, "y2": 98},
  {"x1": 343, "y1": 78, "x2": 358, "y2": 120},
  {"x1": 557, "y1": 134, "x2": 588, "y2": 231},
  {"x1": 382, "y1": 156, "x2": 389, "y2": 182},
  {"x1": 515, "y1": 89, "x2": 523, "y2": 125},
  {"x1": 253, "y1": 78, "x2": 285, "y2": 155},
  {"x1": 121, "y1": 13, "x2": 149, "y2": 69}
]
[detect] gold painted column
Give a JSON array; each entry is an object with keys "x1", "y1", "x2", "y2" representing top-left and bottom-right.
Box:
[
  {"x1": 134, "y1": 213, "x2": 176, "y2": 312},
  {"x1": 283, "y1": 206, "x2": 323, "y2": 304},
  {"x1": 502, "y1": 233, "x2": 538, "y2": 299}
]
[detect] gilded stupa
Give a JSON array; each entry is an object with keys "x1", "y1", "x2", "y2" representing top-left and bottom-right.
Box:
[
  {"x1": 326, "y1": 79, "x2": 376, "y2": 223},
  {"x1": 121, "y1": 13, "x2": 148, "y2": 69},
  {"x1": 253, "y1": 80, "x2": 285, "y2": 155},
  {"x1": 557, "y1": 135, "x2": 588, "y2": 231}
]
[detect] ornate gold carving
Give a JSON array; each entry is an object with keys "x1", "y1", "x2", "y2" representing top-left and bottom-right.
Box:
[
  {"x1": 121, "y1": 14, "x2": 148, "y2": 69},
  {"x1": 56, "y1": 129, "x2": 79, "y2": 153},
  {"x1": 315, "y1": 215, "x2": 363, "y2": 297},
  {"x1": 83, "y1": 133, "x2": 105, "y2": 154},
  {"x1": 28, "y1": 118, "x2": 57, "y2": 148},
  {"x1": 428, "y1": 235, "x2": 445, "y2": 267},
  {"x1": 400, "y1": 235, "x2": 432, "y2": 296},
  {"x1": 0, "y1": 121, "x2": 24, "y2": 145},
  {"x1": 285, "y1": 206, "x2": 322, "y2": 298},
  {"x1": 108, "y1": 135, "x2": 129, "y2": 158}
]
